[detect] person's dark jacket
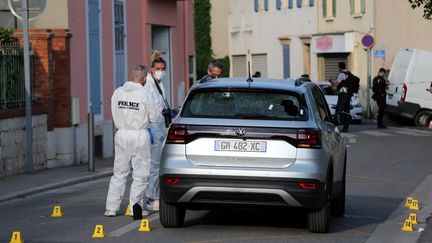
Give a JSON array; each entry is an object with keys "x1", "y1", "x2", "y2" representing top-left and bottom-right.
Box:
[{"x1": 372, "y1": 76, "x2": 387, "y2": 95}]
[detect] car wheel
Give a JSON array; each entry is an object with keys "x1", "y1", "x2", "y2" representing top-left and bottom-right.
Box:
[
  {"x1": 307, "y1": 180, "x2": 331, "y2": 233},
  {"x1": 159, "y1": 197, "x2": 186, "y2": 228},
  {"x1": 414, "y1": 110, "x2": 432, "y2": 127}
]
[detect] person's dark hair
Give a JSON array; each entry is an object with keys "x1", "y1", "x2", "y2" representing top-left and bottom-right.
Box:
[
  {"x1": 252, "y1": 71, "x2": 261, "y2": 78},
  {"x1": 378, "y1": 68, "x2": 386, "y2": 73},
  {"x1": 151, "y1": 50, "x2": 166, "y2": 68},
  {"x1": 338, "y1": 62, "x2": 346, "y2": 70},
  {"x1": 208, "y1": 60, "x2": 224, "y2": 70},
  {"x1": 301, "y1": 74, "x2": 309, "y2": 79}
]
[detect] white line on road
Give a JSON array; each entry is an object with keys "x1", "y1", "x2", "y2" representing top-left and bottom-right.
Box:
[
  {"x1": 359, "y1": 131, "x2": 394, "y2": 136},
  {"x1": 108, "y1": 213, "x2": 160, "y2": 238},
  {"x1": 394, "y1": 130, "x2": 430, "y2": 137}
]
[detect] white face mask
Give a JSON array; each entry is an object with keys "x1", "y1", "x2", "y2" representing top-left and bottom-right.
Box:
[{"x1": 153, "y1": 70, "x2": 166, "y2": 80}]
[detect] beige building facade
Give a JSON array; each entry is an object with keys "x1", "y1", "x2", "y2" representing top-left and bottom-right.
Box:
[
  {"x1": 312, "y1": 0, "x2": 432, "y2": 109},
  {"x1": 210, "y1": 0, "x2": 230, "y2": 59},
  {"x1": 227, "y1": 0, "x2": 317, "y2": 79}
]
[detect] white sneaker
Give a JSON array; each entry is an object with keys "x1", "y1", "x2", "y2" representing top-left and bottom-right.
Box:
[
  {"x1": 104, "y1": 210, "x2": 116, "y2": 217},
  {"x1": 146, "y1": 200, "x2": 159, "y2": 211}
]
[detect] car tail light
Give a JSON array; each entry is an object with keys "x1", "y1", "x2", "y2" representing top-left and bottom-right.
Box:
[
  {"x1": 298, "y1": 182, "x2": 317, "y2": 190},
  {"x1": 401, "y1": 82, "x2": 407, "y2": 102},
  {"x1": 297, "y1": 129, "x2": 321, "y2": 149},
  {"x1": 166, "y1": 124, "x2": 187, "y2": 144},
  {"x1": 164, "y1": 178, "x2": 182, "y2": 185}
]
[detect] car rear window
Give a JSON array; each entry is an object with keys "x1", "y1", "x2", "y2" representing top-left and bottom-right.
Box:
[{"x1": 182, "y1": 89, "x2": 308, "y2": 120}]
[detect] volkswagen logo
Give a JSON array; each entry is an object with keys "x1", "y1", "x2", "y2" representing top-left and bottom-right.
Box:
[{"x1": 235, "y1": 128, "x2": 246, "y2": 137}]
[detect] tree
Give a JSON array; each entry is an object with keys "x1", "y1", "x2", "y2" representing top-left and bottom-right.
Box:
[
  {"x1": 409, "y1": 0, "x2": 432, "y2": 20},
  {"x1": 194, "y1": 0, "x2": 213, "y2": 79}
]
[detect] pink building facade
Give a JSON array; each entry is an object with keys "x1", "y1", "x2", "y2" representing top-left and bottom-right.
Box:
[{"x1": 68, "y1": 0, "x2": 195, "y2": 162}]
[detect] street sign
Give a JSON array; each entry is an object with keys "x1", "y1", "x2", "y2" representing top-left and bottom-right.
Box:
[
  {"x1": 361, "y1": 34, "x2": 375, "y2": 48},
  {"x1": 374, "y1": 50, "x2": 385, "y2": 58}
]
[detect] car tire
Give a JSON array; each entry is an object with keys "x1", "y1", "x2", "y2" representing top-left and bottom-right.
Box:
[
  {"x1": 307, "y1": 179, "x2": 331, "y2": 233},
  {"x1": 159, "y1": 197, "x2": 186, "y2": 228},
  {"x1": 331, "y1": 154, "x2": 346, "y2": 217},
  {"x1": 414, "y1": 110, "x2": 432, "y2": 127}
]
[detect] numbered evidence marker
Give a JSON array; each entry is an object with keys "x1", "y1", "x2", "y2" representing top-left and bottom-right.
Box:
[
  {"x1": 51, "y1": 205, "x2": 63, "y2": 217},
  {"x1": 405, "y1": 197, "x2": 414, "y2": 207},
  {"x1": 138, "y1": 219, "x2": 151, "y2": 232},
  {"x1": 9, "y1": 231, "x2": 23, "y2": 243},
  {"x1": 402, "y1": 219, "x2": 414, "y2": 232},
  {"x1": 92, "y1": 225, "x2": 106, "y2": 238},
  {"x1": 409, "y1": 200, "x2": 420, "y2": 210},
  {"x1": 409, "y1": 213, "x2": 418, "y2": 224}
]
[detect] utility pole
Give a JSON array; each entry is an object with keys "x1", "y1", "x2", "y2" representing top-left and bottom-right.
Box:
[{"x1": 22, "y1": 0, "x2": 33, "y2": 174}]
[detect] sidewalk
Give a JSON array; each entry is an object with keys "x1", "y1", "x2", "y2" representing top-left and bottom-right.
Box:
[{"x1": 0, "y1": 158, "x2": 113, "y2": 203}]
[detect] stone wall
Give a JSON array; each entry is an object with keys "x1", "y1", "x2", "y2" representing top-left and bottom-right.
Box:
[{"x1": 0, "y1": 114, "x2": 47, "y2": 177}]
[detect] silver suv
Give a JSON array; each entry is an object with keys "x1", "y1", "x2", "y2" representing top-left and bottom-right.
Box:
[{"x1": 159, "y1": 78, "x2": 347, "y2": 233}]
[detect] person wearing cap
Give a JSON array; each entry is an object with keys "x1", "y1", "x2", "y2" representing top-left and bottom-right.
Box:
[{"x1": 372, "y1": 68, "x2": 388, "y2": 129}]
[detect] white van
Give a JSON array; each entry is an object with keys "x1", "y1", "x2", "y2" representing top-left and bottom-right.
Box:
[{"x1": 386, "y1": 48, "x2": 432, "y2": 127}]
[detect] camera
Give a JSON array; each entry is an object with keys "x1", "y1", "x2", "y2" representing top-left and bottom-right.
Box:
[{"x1": 162, "y1": 108, "x2": 178, "y2": 127}]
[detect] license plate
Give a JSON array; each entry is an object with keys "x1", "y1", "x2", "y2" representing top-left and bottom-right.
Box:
[{"x1": 214, "y1": 140, "x2": 267, "y2": 152}]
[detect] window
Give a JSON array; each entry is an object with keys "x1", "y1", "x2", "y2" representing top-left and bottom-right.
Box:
[
  {"x1": 312, "y1": 87, "x2": 331, "y2": 122},
  {"x1": 276, "y1": 0, "x2": 282, "y2": 10},
  {"x1": 309, "y1": 0, "x2": 315, "y2": 7},
  {"x1": 254, "y1": 0, "x2": 259, "y2": 12},
  {"x1": 288, "y1": 0, "x2": 293, "y2": 9},
  {"x1": 297, "y1": 0, "x2": 302, "y2": 8},
  {"x1": 257, "y1": 0, "x2": 268, "y2": 11},
  {"x1": 350, "y1": 0, "x2": 366, "y2": 15},
  {"x1": 323, "y1": 0, "x2": 336, "y2": 17},
  {"x1": 182, "y1": 90, "x2": 308, "y2": 121}
]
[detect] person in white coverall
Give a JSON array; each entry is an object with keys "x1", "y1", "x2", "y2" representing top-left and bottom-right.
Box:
[
  {"x1": 143, "y1": 51, "x2": 169, "y2": 212},
  {"x1": 105, "y1": 64, "x2": 160, "y2": 220}
]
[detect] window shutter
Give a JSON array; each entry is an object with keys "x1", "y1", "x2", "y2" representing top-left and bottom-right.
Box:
[
  {"x1": 332, "y1": 0, "x2": 337, "y2": 17},
  {"x1": 297, "y1": 0, "x2": 302, "y2": 8},
  {"x1": 361, "y1": 0, "x2": 366, "y2": 14},
  {"x1": 288, "y1": 0, "x2": 293, "y2": 9},
  {"x1": 350, "y1": 0, "x2": 354, "y2": 15},
  {"x1": 276, "y1": 0, "x2": 282, "y2": 10},
  {"x1": 265, "y1": 0, "x2": 269, "y2": 11},
  {"x1": 322, "y1": 0, "x2": 327, "y2": 17},
  {"x1": 254, "y1": 0, "x2": 259, "y2": 12}
]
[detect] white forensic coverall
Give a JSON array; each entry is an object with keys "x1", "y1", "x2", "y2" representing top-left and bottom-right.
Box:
[
  {"x1": 144, "y1": 73, "x2": 167, "y2": 200},
  {"x1": 106, "y1": 81, "x2": 160, "y2": 212}
]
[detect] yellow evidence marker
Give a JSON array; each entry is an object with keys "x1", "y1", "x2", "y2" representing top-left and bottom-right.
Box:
[
  {"x1": 124, "y1": 204, "x2": 131, "y2": 216},
  {"x1": 402, "y1": 219, "x2": 414, "y2": 232},
  {"x1": 410, "y1": 200, "x2": 419, "y2": 210},
  {"x1": 92, "y1": 225, "x2": 106, "y2": 238},
  {"x1": 9, "y1": 231, "x2": 23, "y2": 243},
  {"x1": 138, "y1": 219, "x2": 151, "y2": 232},
  {"x1": 409, "y1": 213, "x2": 418, "y2": 224},
  {"x1": 405, "y1": 197, "x2": 413, "y2": 207},
  {"x1": 51, "y1": 205, "x2": 63, "y2": 217}
]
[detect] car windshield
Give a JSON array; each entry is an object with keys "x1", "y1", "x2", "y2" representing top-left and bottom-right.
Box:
[{"x1": 182, "y1": 89, "x2": 308, "y2": 120}]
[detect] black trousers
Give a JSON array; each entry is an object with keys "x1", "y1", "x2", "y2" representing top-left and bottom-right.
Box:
[
  {"x1": 376, "y1": 94, "x2": 386, "y2": 126},
  {"x1": 335, "y1": 92, "x2": 352, "y2": 131}
]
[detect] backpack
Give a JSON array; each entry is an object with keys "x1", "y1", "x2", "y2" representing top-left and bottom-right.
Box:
[{"x1": 339, "y1": 71, "x2": 360, "y2": 94}]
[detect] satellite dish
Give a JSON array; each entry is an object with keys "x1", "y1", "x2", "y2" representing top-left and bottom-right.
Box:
[{"x1": 8, "y1": 0, "x2": 47, "y2": 21}]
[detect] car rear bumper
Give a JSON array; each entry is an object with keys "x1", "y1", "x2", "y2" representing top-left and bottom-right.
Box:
[{"x1": 160, "y1": 175, "x2": 326, "y2": 209}]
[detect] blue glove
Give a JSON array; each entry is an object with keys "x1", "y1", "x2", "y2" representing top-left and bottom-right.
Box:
[{"x1": 147, "y1": 128, "x2": 155, "y2": 144}]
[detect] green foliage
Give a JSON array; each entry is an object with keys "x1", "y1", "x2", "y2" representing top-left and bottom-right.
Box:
[
  {"x1": 194, "y1": 0, "x2": 213, "y2": 79},
  {"x1": 0, "y1": 28, "x2": 18, "y2": 45},
  {"x1": 409, "y1": 0, "x2": 432, "y2": 19}
]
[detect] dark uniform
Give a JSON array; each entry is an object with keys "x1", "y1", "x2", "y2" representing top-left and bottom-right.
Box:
[
  {"x1": 372, "y1": 75, "x2": 387, "y2": 128},
  {"x1": 335, "y1": 71, "x2": 352, "y2": 132}
]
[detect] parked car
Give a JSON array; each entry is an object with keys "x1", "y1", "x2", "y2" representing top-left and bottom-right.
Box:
[
  {"x1": 386, "y1": 48, "x2": 432, "y2": 127},
  {"x1": 159, "y1": 78, "x2": 348, "y2": 233},
  {"x1": 315, "y1": 81, "x2": 363, "y2": 123}
]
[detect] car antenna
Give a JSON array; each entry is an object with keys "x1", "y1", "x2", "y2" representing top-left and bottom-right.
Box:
[{"x1": 246, "y1": 61, "x2": 253, "y2": 84}]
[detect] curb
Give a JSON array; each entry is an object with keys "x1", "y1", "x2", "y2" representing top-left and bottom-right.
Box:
[{"x1": 0, "y1": 170, "x2": 113, "y2": 203}]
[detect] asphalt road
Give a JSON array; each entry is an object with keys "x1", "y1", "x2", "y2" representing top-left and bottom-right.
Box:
[{"x1": 1, "y1": 124, "x2": 431, "y2": 243}]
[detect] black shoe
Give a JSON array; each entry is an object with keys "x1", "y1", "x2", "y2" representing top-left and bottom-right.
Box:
[
  {"x1": 132, "y1": 203, "x2": 143, "y2": 220},
  {"x1": 377, "y1": 125, "x2": 387, "y2": 129}
]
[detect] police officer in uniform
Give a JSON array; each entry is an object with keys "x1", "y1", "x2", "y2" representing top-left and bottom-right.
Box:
[{"x1": 372, "y1": 68, "x2": 388, "y2": 129}]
